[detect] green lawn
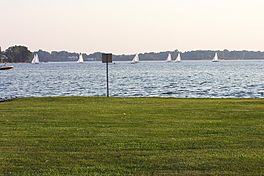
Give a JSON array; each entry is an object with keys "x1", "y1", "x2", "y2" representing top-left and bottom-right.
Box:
[{"x1": 0, "y1": 97, "x2": 264, "y2": 175}]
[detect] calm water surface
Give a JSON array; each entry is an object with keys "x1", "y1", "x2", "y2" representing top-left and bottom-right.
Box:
[{"x1": 1, "y1": 60, "x2": 264, "y2": 98}]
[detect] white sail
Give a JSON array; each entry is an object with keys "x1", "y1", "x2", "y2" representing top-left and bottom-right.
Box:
[
  {"x1": 175, "y1": 53, "x2": 181, "y2": 62},
  {"x1": 35, "y1": 54, "x2": 40, "y2": 64},
  {"x1": 166, "y1": 54, "x2": 172, "y2": 62},
  {"x1": 31, "y1": 55, "x2": 35, "y2": 64},
  {"x1": 77, "y1": 54, "x2": 84, "y2": 63},
  {"x1": 212, "y1": 53, "x2": 219, "y2": 62},
  {"x1": 32, "y1": 54, "x2": 40, "y2": 64},
  {"x1": 131, "y1": 54, "x2": 139, "y2": 64}
]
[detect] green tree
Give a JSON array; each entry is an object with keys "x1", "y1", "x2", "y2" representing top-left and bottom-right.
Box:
[{"x1": 4, "y1": 46, "x2": 32, "y2": 63}]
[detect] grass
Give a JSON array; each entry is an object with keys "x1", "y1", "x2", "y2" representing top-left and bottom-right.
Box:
[{"x1": 0, "y1": 97, "x2": 264, "y2": 175}]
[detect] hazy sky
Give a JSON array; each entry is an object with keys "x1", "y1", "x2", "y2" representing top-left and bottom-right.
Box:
[{"x1": 1, "y1": 0, "x2": 264, "y2": 54}]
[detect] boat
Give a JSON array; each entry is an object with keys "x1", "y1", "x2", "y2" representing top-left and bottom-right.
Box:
[
  {"x1": 131, "y1": 54, "x2": 140, "y2": 64},
  {"x1": 0, "y1": 62, "x2": 14, "y2": 70},
  {"x1": 31, "y1": 54, "x2": 40, "y2": 64},
  {"x1": 0, "y1": 65, "x2": 14, "y2": 70},
  {"x1": 166, "y1": 54, "x2": 172, "y2": 62},
  {"x1": 77, "y1": 53, "x2": 84, "y2": 63},
  {"x1": 175, "y1": 53, "x2": 181, "y2": 62},
  {"x1": 212, "y1": 53, "x2": 219, "y2": 62}
]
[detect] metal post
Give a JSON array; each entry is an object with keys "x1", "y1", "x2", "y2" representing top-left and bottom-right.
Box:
[
  {"x1": 102, "y1": 53, "x2": 112, "y2": 97},
  {"x1": 106, "y1": 61, "x2": 109, "y2": 97}
]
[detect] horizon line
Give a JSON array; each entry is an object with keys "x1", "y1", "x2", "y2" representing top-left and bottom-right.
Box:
[{"x1": 2, "y1": 45, "x2": 264, "y2": 55}]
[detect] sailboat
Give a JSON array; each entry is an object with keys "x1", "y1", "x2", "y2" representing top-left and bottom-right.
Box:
[
  {"x1": 175, "y1": 53, "x2": 181, "y2": 62},
  {"x1": 31, "y1": 54, "x2": 40, "y2": 64},
  {"x1": 212, "y1": 52, "x2": 219, "y2": 62},
  {"x1": 77, "y1": 53, "x2": 84, "y2": 63},
  {"x1": 166, "y1": 54, "x2": 172, "y2": 62},
  {"x1": 131, "y1": 54, "x2": 139, "y2": 64},
  {"x1": 0, "y1": 64, "x2": 14, "y2": 70}
]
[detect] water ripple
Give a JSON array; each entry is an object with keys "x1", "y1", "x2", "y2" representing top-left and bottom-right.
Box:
[{"x1": 0, "y1": 61, "x2": 264, "y2": 98}]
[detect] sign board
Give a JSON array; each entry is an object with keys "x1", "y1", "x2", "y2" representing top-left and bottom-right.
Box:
[{"x1": 102, "y1": 53, "x2": 113, "y2": 63}]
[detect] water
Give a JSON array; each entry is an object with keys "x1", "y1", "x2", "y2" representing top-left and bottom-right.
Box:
[{"x1": 1, "y1": 60, "x2": 264, "y2": 98}]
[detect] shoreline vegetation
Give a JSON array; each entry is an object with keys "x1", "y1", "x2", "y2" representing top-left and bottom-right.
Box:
[
  {"x1": 2, "y1": 59, "x2": 264, "y2": 64},
  {"x1": 2, "y1": 45, "x2": 264, "y2": 63},
  {"x1": 1, "y1": 97, "x2": 263, "y2": 175}
]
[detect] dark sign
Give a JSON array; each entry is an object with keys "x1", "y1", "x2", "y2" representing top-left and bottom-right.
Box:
[{"x1": 102, "y1": 53, "x2": 113, "y2": 63}]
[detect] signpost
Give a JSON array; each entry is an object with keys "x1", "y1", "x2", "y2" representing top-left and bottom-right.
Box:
[{"x1": 102, "y1": 53, "x2": 112, "y2": 97}]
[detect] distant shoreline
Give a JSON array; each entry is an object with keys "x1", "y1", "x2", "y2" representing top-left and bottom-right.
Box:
[
  {"x1": 5, "y1": 59, "x2": 264, "y2": 64},
  {"x1": 3, "y1": 46, "x2": 264, "y2": 63}
]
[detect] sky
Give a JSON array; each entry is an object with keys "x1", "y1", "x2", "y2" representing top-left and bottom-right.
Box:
[{"x1": 1, "y1": 0, "x2": 264, "y2": 54}]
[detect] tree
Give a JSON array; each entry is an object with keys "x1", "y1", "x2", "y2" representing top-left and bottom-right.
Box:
[
  {"x1": 0, "y1": 46, "x2": 3, "y2": 59},
  {"x1": 4, "y1": 46, "x2": 32, "y2": 63}
]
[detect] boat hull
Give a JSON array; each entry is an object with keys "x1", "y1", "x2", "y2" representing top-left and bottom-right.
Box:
[{"x1": 0, "y1": 66, "x2": 14, "y2": 70}]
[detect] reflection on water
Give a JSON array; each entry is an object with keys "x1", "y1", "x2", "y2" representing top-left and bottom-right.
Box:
[{"x1": 0, "y1": 60, "x2": 264, "y2": 98}]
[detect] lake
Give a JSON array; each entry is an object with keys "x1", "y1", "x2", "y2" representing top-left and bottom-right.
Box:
[{"x1": 1, "y1": 60, "x2": 264, "y2": 98}]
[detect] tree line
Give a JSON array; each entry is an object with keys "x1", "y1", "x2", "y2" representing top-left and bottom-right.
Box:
[
  {"x1": 1, "y1": 46, "x2": 32, "y2": 63},
  {"x1": 1, "y1": 45, "x2": 264, "y2": 63}
]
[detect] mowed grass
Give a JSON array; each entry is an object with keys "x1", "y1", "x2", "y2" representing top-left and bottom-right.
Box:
[{"x1": 0, "y1": 97, "x2": 264, "y2": 175}]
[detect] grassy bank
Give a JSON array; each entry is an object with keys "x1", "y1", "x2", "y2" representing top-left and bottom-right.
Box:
[{"x1": 0, "y1": 97, "x2": 263, "y2": 175}]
